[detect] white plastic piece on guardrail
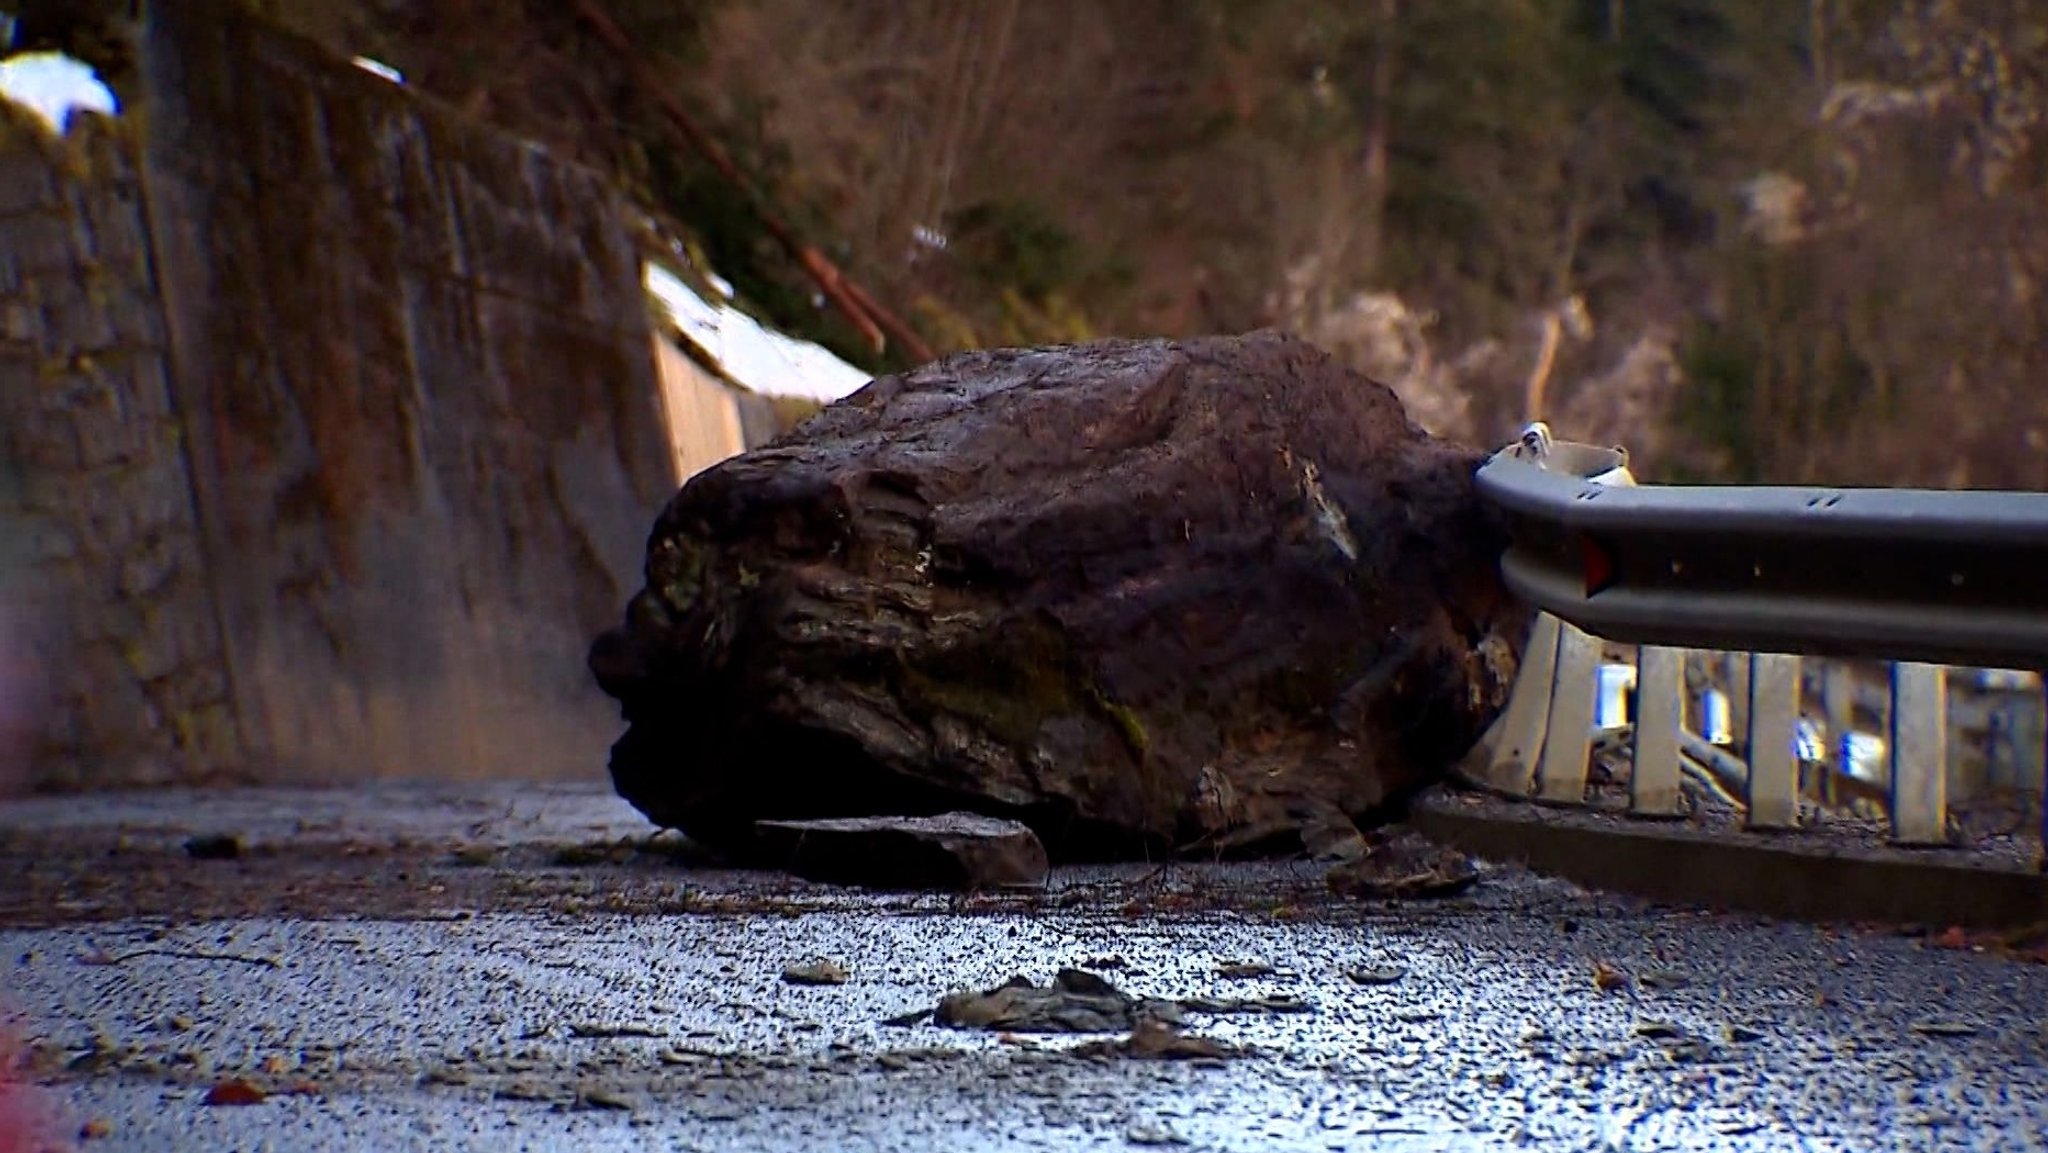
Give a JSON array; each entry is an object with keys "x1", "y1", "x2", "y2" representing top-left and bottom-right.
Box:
[
  {"x1": 1889, "y1": 662, "x2": 1949, "y2": 845},
  {"x1": 1506, "y1": 422, "x2": 1635, "y2": 484},
  {"x1": 1510, "y1": 421, "x2": 1555, "y2": 462},
  {"x1": 1630, "y1": 645, "x2": 1686, "y2": 816},
  {"x1": 1746, "y1": 654, "x2": 1803, "y2": 828}
]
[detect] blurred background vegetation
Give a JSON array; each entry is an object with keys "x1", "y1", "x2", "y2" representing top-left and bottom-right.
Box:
[{"x1": 217, "y1": 0, "x2": 2048, "y2": 487}]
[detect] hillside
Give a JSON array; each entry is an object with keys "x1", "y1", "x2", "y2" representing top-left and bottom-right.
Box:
[{"x1": 196, "y1": 1, "x2": 2048, "y2": 488}]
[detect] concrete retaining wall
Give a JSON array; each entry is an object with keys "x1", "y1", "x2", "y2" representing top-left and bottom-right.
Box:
[{"x1": 0, "y1": 1, "x2": 681, "y2": 788}]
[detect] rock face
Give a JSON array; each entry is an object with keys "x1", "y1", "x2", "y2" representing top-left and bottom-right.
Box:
[{"x1": 590, "y1": 331, "x2": 1528, "y2": 859}]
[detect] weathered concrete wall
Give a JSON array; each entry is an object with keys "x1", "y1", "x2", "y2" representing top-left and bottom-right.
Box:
[
  {"x1": 127, "y1": 0, "x2": 678, "y2": 784},
  {"x1": 734, "y1": 391, "x2": 781, "y2": 450},
  {"x1": 0, "y1": 107, "x2": 241, "y2": 789},
  {"x1": 651, "y1": 334, "x2": 748, "y2": 480},
  {"x1": 0, "y1": 1, "x2": 681, "y2": 789}
]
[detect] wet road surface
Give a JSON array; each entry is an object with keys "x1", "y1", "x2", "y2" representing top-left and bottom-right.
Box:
[{"x1": 2, "y1": 783, "x2": 2045, "y2": 1151}]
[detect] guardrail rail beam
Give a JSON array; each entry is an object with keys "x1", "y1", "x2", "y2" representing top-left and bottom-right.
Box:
[
  {"x1": 1470, "y1": 427, "x2": 2044, "y2": 871},
  {"x1": 1474, "y1": 439, "x2": 2048, "y2": 670}
]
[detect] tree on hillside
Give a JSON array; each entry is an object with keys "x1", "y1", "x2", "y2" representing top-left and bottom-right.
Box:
[
  {"x1": 245, "y1": 0, "x2": 2048, "y2": 488},
  {"x1": 1679, "y1": 0, "x2": 2048, "y2": 487}
]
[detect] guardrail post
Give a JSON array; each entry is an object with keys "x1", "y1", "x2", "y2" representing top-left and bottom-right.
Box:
[
  {"x1": 1889, "y1": 662, "x2": 1950, "y2": 846},
  {"x1": 1535, "y1": 621, "x2": 1603, "y2": 804},
  {"x1": 1630, "y1": 645, "x2": 1686, "y2": 816},
  {"x1": 1483, "y1": 612, "x2": 1564, "y2": 794},
  {"x1": 1724, "y1": 652, "x2": 1752, "y2": 754},
  {"x1": 1746, "y1": 653, "x2": 1803, "y2": 828}
]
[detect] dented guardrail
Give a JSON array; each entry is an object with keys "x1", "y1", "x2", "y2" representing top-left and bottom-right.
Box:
[
  {"x1": 1472, "y1": 426, "x2": 2046, "y2": 854},
  {"x1": 1474, "y1": 427, "x2": 2048, "y2": 670}
]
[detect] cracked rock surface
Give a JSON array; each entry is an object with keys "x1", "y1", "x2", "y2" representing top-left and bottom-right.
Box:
[{"x1": 591, "y1": 331, "x2": 1529, "y2": 857}]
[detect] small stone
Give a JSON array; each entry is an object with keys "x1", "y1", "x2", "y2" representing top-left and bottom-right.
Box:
[
  {"x1": 1104, "y1": 1019, "x2": 1238, "y2": 1061},
  {"x1": 1215, "y1": 962, "x2": 1274, "y2": 980},
  {"x1": 1660, "y1": 1039, "x2": 1717, "y2": 1064},
  {"x1": 576, "y1": 1085, "x2": 635, "y2": 1111},
  {"x1": 1325, "y1": 833, "x2": 1480, "y2": 900},
  {"x1": 656, "y1": 1049, "x2": 709, "y2": 1066},
  {"x1": 566, "y1": 1022, "x2": 665, "y2": 1039},
  {"x1": 1182, "y1": 995, "x2": 1312, "y2": 1016},
  {"x1": 1346, "y1": 965, "x2": 1408, "y2": 986},
  {"x1": 935, "y1": 970, "x2": 1181, "y2": 1034},
  {"x1": 183, "y1": 834, "x2": 243, "y2": 861},
  {"x1": 1125, "y1": 1121, "x2": 1189, "y2": 1146},
  {"x1": 1906, "y1": 1111, "x2": 1960, "y2": 1127},
  {"x1": 782, "y1": 960, "x2": 850, "y2": 986},
  {"x1": 1591, "y1": 961, "x2": 1630, "y2": 992},
  {"x1": 200, "y1": 1078, "x2": 266, "y2": 1106},
  {"x1": 1909, "y1": 1019, "x2": 1979, "y2": 1038}
]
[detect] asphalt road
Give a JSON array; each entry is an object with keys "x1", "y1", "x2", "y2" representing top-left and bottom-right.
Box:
[{"x1": 2, "y1": 783, "x2": 2045, "y2": 1152}]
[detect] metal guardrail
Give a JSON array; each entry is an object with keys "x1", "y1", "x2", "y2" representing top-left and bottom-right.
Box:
[
  {"x1": 1474, "y1": 426, "x2": 2048, "y2": 670},
  {"x1": 1472, "y1": 426, "x2": 2048, "y2": 856},
  {"x1": 1478, "y1": 614, "x2": 1986, "y2": 844}
]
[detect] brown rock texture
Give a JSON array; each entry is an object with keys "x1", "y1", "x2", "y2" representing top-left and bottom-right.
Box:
[
  {"x1": 591, "y1": 331, "x2": 1529, "y2": 858},
  {"x1": 754, "y1": 813, "x2": 1050, "y2": 891}
]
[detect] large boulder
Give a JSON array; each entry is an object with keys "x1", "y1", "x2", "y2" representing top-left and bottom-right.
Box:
[{"x1": 589, "y1": 331, "x2": 1528, "y2": 859}]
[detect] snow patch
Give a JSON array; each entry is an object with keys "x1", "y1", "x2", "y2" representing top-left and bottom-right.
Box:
[
  {"x1": 351, "y1": 56, "x2": 405, "y2": 85},
  {"x1": 0, "y1": 52, "x2": 117, "y2": 135},
  {"x1": 645, "y1": 264, "x2": 873, "y2": 403}
]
